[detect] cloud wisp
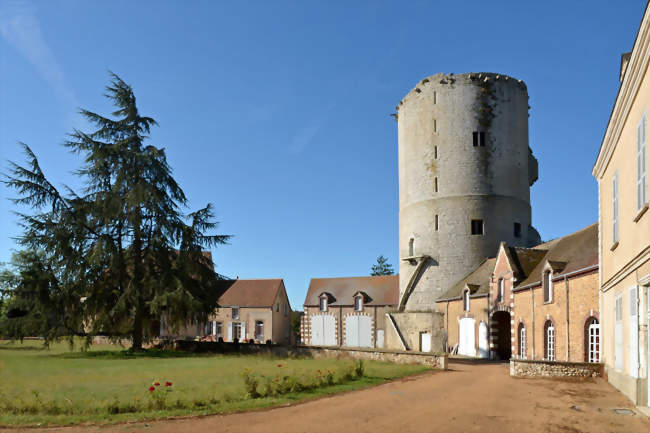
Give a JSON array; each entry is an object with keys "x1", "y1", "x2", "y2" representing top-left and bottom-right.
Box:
[{"x1": 0, "y1": 0, "x2": 77, "y2": 107}]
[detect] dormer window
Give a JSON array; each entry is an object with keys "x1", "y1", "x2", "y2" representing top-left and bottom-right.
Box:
[
  {"x1": 543, "y1": 270, "x2": 553, "y2": 303},
  {"x1": 498, "y1": 278, "x2": 505, "y2": 303},
  {"x1": 232, "y1": 307, "x2": 239, "y2": 320},
  {"x1": 463, "y1": 289, "x2": 470, "y2": 311},
  {"x1": 354, "y1": 295, "x2": 363, "y2": 312},
  {"x1": 319, "y1": 295, "x2": 328, "y2": 312}
]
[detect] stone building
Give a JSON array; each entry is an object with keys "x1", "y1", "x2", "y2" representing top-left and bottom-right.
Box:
[
  {"x1": 394, "y1": 72, "x2": 540, "y2": 349},
  {"x1": 436, "y1": 224, "x2": 600, "y2": 363},
  {"x1": 301, "y1": 275, "x2": 398, "y2": 349},
  {"x1": 593, "y1": 2, "x2": 650, "y2": 407},
  {"x1": 161, "y1": 278, "x2": 293, "y2": 345}
]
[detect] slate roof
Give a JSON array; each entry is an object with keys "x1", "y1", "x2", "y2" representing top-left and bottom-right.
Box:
[
  {"x1": 215, "y1": 278, "x2": 285, "y2": 308},
  {"x1": 303, "y1": 275, "x2": 399, "y2": 307},
  {"x1": 514, "y1": 223, "x2": 598, "y2": 289},
  {"x1": 436, "y1": 258, "x2": 497, "y2": 302}
]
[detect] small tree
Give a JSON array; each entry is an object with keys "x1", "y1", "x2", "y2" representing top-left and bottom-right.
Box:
[{"x1": 371, "y1": 255, "x2": 394, "y2": 276}]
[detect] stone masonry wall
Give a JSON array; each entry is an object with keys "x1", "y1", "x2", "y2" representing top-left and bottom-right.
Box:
[{"x1": 510, "y1": 358, "x2": 603, "y2": 378}]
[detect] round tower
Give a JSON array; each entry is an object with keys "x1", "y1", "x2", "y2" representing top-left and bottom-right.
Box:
[{"x1": 397, "y1": 72, "x2": 540, "y2": 312}]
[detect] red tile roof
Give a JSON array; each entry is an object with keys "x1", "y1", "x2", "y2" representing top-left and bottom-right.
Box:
[
  {"x1": 303, "y1": 275, "x2": 399, "y2": 307},
  {"x1": 216, "y1": 279, "x2": 285, "y2": 308}
]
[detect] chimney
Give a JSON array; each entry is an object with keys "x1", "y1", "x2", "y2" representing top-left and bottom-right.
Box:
[{"x1": 620, "y1": 52, "x2": 632, "y2": 83}]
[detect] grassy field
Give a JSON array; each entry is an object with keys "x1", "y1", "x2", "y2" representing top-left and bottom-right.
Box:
[{"x1": 0, "y1": 340, "x2": 430, "y2": 427}]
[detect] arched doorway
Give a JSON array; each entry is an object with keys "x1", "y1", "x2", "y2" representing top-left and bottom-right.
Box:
[{"x1": 491, "y1": 311, "x2": 511, "y2": 360}]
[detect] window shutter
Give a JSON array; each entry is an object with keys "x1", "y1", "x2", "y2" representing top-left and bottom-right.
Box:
[
  {"x1": 228, "y1": 323, "x2": 232, "y2": 341},
  {"x1": 241, "y1": 322, "x2": 246, "y2": 340}
]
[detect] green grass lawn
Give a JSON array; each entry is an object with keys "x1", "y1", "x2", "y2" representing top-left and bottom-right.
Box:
[{"x1": 0, "y1": 340, "x2": 430, "y2": 427}]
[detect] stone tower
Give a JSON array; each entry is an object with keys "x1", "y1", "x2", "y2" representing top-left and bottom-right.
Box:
[{"x1": 397, "y1": 72, "x2": 540, "y2": 312}]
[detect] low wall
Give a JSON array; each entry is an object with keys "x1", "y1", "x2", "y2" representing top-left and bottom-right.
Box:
[
  {"x1": 170, "y1": 340, "x2": 447, "y2": 369},
  {"x1": 510, "y1": 359, "x2": 603, "y2": 378}
]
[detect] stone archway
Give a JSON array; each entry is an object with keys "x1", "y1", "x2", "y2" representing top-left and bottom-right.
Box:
[{"x1": 491, "y1": 311, "x2": 511, "y2": 360}]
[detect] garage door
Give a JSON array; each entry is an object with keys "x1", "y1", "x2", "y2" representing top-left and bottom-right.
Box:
[
  {"x1": 345, "y1": 315, "x2": 372, "y2": 347},
  {"x1": 311, "y1": 315, "x2": 336, "y2": 346},
  {"x1": 459, "y1": 318, "x2": 476, "y2": 357},
  {"x1": 478, "y1": 321, "x2": 489, "y2": 358}
]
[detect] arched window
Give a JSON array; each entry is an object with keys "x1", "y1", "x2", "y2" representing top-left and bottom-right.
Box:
[
  {"x1": 319, "y1": 295, "x2": 328, "y2": 312},
  {"x1": 354, "y1": 295, "x2": 363, "y2": 312},
  {"x1": 498, "y1": 278, "x2": 505, "y2": 303},
  {"x1": 585, "y1": 317, "x2": 600, "y2": 363},
  {"x1": 408, "y1": 238, "x2": 414, "y2": 257},
  {"x1": 544, "y1": 320, "x2": 555, "y2": 361},
  {"x1": 518, "y1": 323, "x2": 526, "y2": 359},
  {"x1": 543, "y1": 271, "x2": 553, "y2": 303},
  {"x1": 463, "y1": 289, "x2": 470, "y2": 312}
]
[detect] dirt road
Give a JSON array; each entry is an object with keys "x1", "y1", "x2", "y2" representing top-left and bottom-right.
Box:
[{"x1": 5, "y1": 360, "x2": 649, "y2": 433}]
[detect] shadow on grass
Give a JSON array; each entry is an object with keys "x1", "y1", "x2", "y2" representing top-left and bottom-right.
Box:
[
  {"x1": 54, "y1": 348, "x2": 219, "y2": 360},
  {"x1": 0, "y1": 345, "x2": 48, "y2": 351}
]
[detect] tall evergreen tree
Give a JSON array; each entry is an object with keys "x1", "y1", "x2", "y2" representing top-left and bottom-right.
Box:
[
  {"x1": 3, "y1": 73, "x2": 229, "y2": 350},
  {"x1": 371, "y1": 255, "x2": 394, "y2": 276}
]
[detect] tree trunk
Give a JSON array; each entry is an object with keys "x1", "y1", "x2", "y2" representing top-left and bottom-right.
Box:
[{"x1": 132, "y1": 300, "x2": 144, "y2": 351}]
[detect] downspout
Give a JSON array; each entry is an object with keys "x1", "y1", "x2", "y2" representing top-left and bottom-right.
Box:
[
  {"x1": 339, "y1": 306, "x2": 342, "y2": 347},
  {"x1": 565, "y1": 275, "x2": 570, "y2": 361},
  {"x1": 374, "y1": 305, "x2": 377, "y2": 348},
  {"x1": 531, "y1": 286, "x2": 535, "y2": 360}
]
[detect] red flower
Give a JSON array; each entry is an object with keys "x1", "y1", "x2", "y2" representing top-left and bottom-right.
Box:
[
  {"x1": 148, "y1": 386, "x2": 155, "y2": 393},
  {"x1": 317, "y1": 369, "x2": 321, "y2": 373},
  {"x1": 277, "y1": 364, "x2": 282, "y2": 367},
  {"x1": 165, "y1": 381, "x2": 172, "y2": 387},
  {"x1": 154, "y1": 382, "x2": 160, "y2": 387},
  {"x1": 274, "y1": 378, "x2": 279, "y2": 382}
]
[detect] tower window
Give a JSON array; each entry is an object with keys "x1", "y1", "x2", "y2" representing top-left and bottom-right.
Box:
[
  {"x1": 472, "y1": 131, "x2": 486, "y2": 147},
  {"x1": 435, "y1": 214, "x2": 439, "y2": 231},
  {"x1": 434, "y1": 146, "x2": 438, "y2": 159},
  {"x1": 434, "y1": 119, "x2": 437, "y2": 133},
  {"x1": 471, "y1": 219, "x2": 484, "y2": 235},
  {"x1": 434, "y1": 177, "x2": 438, "y2": 192},
  {"x1": 408, "y1": 238, "x2": 414, "y2": 256},
  {"x1": 514, "y1": 222, "x2": 522, "y2": 238},
  {"x1": 433, "y1": 91, "x2": 437, "y2": 104}
]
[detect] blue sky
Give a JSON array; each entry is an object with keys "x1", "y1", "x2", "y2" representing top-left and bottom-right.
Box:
[{"x1": 0, "y1": 0, "x2": 644, "y2": 310}]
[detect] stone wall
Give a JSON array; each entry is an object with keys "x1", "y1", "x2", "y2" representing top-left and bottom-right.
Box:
[
  {"x1": 510, "y1": 359, "x2": 603, "y2": 378},
  {"x1": 170, "y1": 340, "x2": 447, "y2": 369},
  {"x1": 388, "y1": 311, "x2": 445, "y2": 352}
]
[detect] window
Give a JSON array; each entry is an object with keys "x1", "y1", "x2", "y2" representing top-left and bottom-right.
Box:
[
  {"x1": 408, "y1": 238, "x2": 414, "y2": 256},
  {"x1": 629, "y1": 286, "x2": 639, "y2": 377},
  {"x1": 519, "y1": 324, "x2": 526, "y2": 359},
  {"x1": 232, "y1": 307, "x2": 239, "y2": 320},
  {"x1": 434, "y1": 146, "x2": 438, "y2": 159},
  {"x1": 472, "y1": 131, "x2": 486, "y2": 147},
  {"x1": 543, "y1": 271, "x2": 553, "y2": 303},
  {"x1": 275, "y1": 303, "x2": 279, "y2": 312},
  {"x1": 498, "y1": 278, "x2": 505, "y2": 303},
  {"x1": 613, "y1": 172, "x2": 619, "y2": 244},
  {"x1": 232, "y1": 322, "x2": 242, "y2": 341},
  {"x1": 283, "y1": 303, "x2": 288, "y2": 317},
  {"x1": 319, "y1": 296, "x2": 328, "y2": 312},
  {"x1": 255, "y1": 320, "x2": 264, "y2": 341},
  {"x1": 545, "y1": 321, "x2": 555, "y2": 361},
  {"x1": 434, "y1": 119, "x2": 437, "y2": 132},
  {"x1": 216, "y1": 322, "x2": 222, "y2": 338},
  {"x1": 433, "y1": 91, "x2": 437, "y2": 104},
  {"x1": 514, "y1": 222, "x2": 521, "y2": 238},
  {"x1": 637, "y1": 114, "x2": 647, "y2": 211},
  {"x1": 586, "y1": 318, "x2": 599, "y2": 363},
  {"x1": 434, "y1": 177, "x2": 438, "y2": 192},
  {"x1": 463, "y1": 289, "x2": 470, "y2": 311},
  {"x1": 435, "y1": 214, "x2": 439, "y2": 231},
  {"x1": 354, "y1": 296, "x2": 363, "y2": 312},
  {"x1": 471, "y1": 219, "x2": 484, "y2": 235}
]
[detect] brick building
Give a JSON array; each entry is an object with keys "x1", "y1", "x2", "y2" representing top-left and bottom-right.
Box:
[
  {"x1": 301, "y1": 275, "x2": 398, "y2": 349},
  {"x1": 437, "y1": 224, "x2": 600, "y2": 363}
]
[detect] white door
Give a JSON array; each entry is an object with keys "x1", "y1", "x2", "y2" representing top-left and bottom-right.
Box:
[
  {"x1": 629, "y1": 286, "x2": 638, "y2": 378},
  {"x1": 323, "y1": 315, "x2": 337, "y2": 346},
  {"x1": 478, "y1": 321, "x2": 489, "y2": 358},
  {"x1": 588, "y1": 321, "x2": 600, "y2": 363},
  {"x1": 376, "y1": 329, "x2": 384, "y2": 348},
  {"x1": 459, "y1": 318, "x2": 476, "y2": 357},
  {"x1": 345, "y1": 316, "x2": 372, "y2": 347},
  {"x1": 311, "y1": 315, "x2": 324, "y2": 346},
  {"x1": 420, "y1": 332, "x2": 431, "y2": 352}
]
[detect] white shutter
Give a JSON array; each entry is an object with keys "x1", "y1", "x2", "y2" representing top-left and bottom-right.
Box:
[
  {"x1": 241, "y1": 322, "x2": 246, "y2": 341},
  {"x1": 228, "y1": 323, "x2": 233, "y2": 342},
  {"x1": 629, "y1": 287, "x2": 638, "y2": 377},
  {"x1": 615, "y1": 296, "x2": 623, "y2": 371}
]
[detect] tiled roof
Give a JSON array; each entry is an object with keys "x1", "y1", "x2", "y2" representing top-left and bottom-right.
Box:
[
  {"x1": 303, "y1": 275, "x2": 399, "y2": 307},
  {"x1": 436, "y1": 258, "x2": 497, "y2": 302},
  {"x1": 515, "y1": 223, "x2": 598, "y2": 288},
  {"x1": 216, "y1": 279, "x2": 285, "y2": 308}
]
